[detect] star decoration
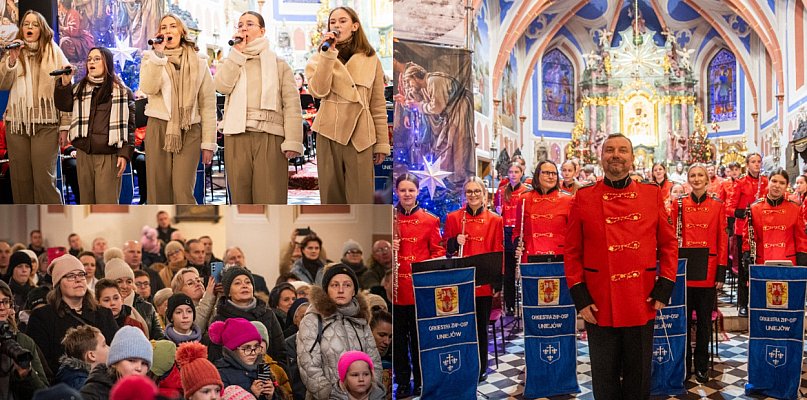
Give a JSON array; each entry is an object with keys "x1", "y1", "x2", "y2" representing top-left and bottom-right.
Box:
[
  {"x1": 109, "y1": 40, "x2": 138, "y2": 69},
  {"x1": 410, "y1": 156, "x2": 452, "y2": 199}
]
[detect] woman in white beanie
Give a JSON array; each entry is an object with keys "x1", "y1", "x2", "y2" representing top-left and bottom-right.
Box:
[
  {"x1": 80, "y1": 325, "x2": 153, "y2": 400},
  {"x1": 105, "y1": 257, "x2": 164, "y2": 340},
  {"x1": 25, "y1": 254, "x2": 119, "y2": 374}
]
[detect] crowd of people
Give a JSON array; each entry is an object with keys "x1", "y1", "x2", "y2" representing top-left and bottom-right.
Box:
[
  {"x1": 0, "y1": 6, "x2": 390, "y2": 205},
  {"x1": 393, "y1": 134, "x2": 807, "y2": 398},
  {"x1": 0, "y1": 210, "x2": 393, "y2": 399}
]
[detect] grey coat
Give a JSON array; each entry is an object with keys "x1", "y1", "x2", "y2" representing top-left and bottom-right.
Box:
[{"x1": 296, "y1": 287, "x2": 383, "y2": 400}]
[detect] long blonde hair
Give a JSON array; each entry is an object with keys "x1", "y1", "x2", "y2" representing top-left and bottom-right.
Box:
[
  {"x1": 158, "y1": 14, "x2": 199, "y2": 52},
  {"x1": 14, "y1": 10, "x2": 55, "y2": 76}
]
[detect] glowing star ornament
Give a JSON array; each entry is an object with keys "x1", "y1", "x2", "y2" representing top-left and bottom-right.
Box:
[
  {"x1": 410, "y1": 157, "x2": 452, "y2": 199},
  {"x1": 109, "y1": 41, "x2": 138, "y2": 69}
]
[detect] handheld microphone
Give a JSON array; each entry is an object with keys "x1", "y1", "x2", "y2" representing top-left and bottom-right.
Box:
[
  {"x1": 3, "y1": 42, "x2": 21, "y2": 50},
  {"x1": 147, "y1": 36, "x2": 164, "y2": 46},
  {"x1": 320, "y1": 31, "x2": 339, "y2": 52},
  {"x1": 228, "y1": 37, "x2": 243, "y2": 46},
  {"x1": 49, "y1": 66, "x2": 73, "y2": 77}
]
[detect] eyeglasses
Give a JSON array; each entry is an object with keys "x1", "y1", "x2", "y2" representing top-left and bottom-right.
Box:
[
  {"x1": 540, "y1": 171, "x2": 558, "y2": 176},
  {"x1": 63, "y1": 271, "x2": 88, "y2": 282},
  {"x1": 346, "y1": 250, "x2": 362, "y2": 255},
  {"x1": 22, "y1": 22, "x2": 39, "y2": 29},
  {"x1": 374, "y1": 248, "x2": 390, "y2": 254},
  {"x1": 238, "y1": 345, "x2": 260, "y2": 355},
  {"x1": 0, "y1": 299, "x2": 13, "y2": 309},
  {"x1": 134, "y1": 281, "x2": 150, "y2": 288},
  {"x1": 86, "y1": 56, "x2": 103, "y2": 64},
  {"x1": 184, "y1": 278, "x2": 203, "y2": 287},
  {"x1": 465, "y1": 189, "x2": 483, "y2": 196},
  {"x1": 237, "y1": 22, "x2": 259, "y2": 29}
]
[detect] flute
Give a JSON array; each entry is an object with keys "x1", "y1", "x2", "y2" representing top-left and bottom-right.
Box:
[
  {"x1": 393, "y1": 211, "x2": 400, "y2": 303},
  {"x1": 747, "y1": 205, "x2": 756, "y2": 263},
  {"x1": 516, "y1": 198, "x2": 526, "y2": 270},
  {"x1": 458, "y1": 212, "x2": 467, "y2": 258}
]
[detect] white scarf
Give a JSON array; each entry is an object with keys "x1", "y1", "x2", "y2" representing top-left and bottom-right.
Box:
[
  {"x1": 221, "y1": 37, "x2": 279, "y2": 134},
  {"x1": 6, "y1": 41, "x2": 68, "y2": 135}
]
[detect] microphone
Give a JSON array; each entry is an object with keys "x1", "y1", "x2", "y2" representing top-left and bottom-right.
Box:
[
  {"x1": 320, "y1": 31, "x2": 339, "y2": 52},
  {"x1": 49, "y1": 66, "x2": 73, "y2": 77},
  {"x1": 147, "y1": 36, "x2": 164, "y2": 46},
  {"x1": 228, "y1": 37, "x2": 243, "y2": 46},
  {"x1": 3, "y1": 42, "x2": 21, "y2": 50}
]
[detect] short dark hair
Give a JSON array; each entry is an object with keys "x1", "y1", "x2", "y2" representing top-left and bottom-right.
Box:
[
  {"x1": 395, "y1": 173, "x2": 420, "y2": 190},
  {"x1": 62, "y1": 325, "x2": 101, "y2": 361},
  {"x1": 602, "y1": 133, "x2": 634, "y2": 155},
  {"x1": 241, "y1": 11, "x2": 265, "y2": 28},
  {"x1": 94, "y1": 279, "x2": 120, "y2": 301},
  {"x1": 133, "y1": 270, "x2": 149, "y2": 279},
  {"x1": 77, "y1": 251, "x2": 95, "y2": 260},
  {"x1": 768, "y1": 168, "x2": 789, "y2": 182},
  {"x1": 370, "y1": 309, "x2": 392, "y2": 329},
  {"x1": 746, "y1": 153, "x2": 762, "y2": 163},
  {"x1": 727, "y1": 162, "x2": 741, "y2": 169},
  {"x1": 300, "y1": 234, "x2": 323, "y2": 250},
  {"x1": 30, "y1": 230, "x2": 41, "y2": 237},
  {"x1": 185, "y1": 239, "x2": 201, "y2": 252}
]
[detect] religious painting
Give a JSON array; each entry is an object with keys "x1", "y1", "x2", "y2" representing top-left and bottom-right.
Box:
[
  {"x1": 472, "y1": 0, "x2": 490, "y2": 115},
  {"x1": 708, "y1": 48, "x2": 737, "y2": 123},
  {"x1": 0, "y1": 0, "x2": 18, "y2": 42},
  {"x1": 500, "y1": 52, "x2": 517, "y2": 130},
  {"x1": 541, "y1": 49, "x2": 574, "y2": 122},
  {"x1": 621, "y1": 94, "x2": 657, "y2": 147}
]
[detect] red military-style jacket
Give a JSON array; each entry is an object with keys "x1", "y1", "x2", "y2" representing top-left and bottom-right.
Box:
[
  {"x1": 707, "y1": 176, "x2": 723, "y2": 197},
  {"x1": 443, "y1": 206, "x2": 504, "y2": 297},
  {"x1": 395, "y1": 204, "x2": 446, "y2": 306},
  {"x1": 728, "y1": 173, "x2": 768, "y2": 236},
  {"x1": 513, "y1": 187, "x2": 573, "y2": 261},
  {"x1": 716, "y1": 177, "x2": 736, "y2": 216},
  {"x1": 654, "y1": 179, "x2": 674, "y2": 205},
  {"x1": 742, "y1": 197, "x2": 807, "y2": 265},
  {"x1": 670, "y1": 193, "x2": 728, "y2": 288},
  {"x1": 494, "y1": 182, "x2": 530, "y2": 227},
  {"x1": 565, "y1": 176, "x2": 678, "y2": 327}
]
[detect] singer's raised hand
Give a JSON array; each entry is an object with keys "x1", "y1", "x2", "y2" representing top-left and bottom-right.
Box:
[
  {"x1": 6, "y1": 39, "x2": 22, "y2": 66},
  {"x1": 320, "y1": 31, "x2": 338, "y2": 52},
  {"x1": 151, "y1": 35, "x2": 166, "y2": 53},
  {"x1": 60, "y1": 64, "x2": 74, "y2": 86},
  {"x1": 232, "y1": 34, "x2": 246, "y2": 52}
]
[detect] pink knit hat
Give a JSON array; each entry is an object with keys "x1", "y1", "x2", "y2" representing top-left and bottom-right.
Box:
[
  {"x1": 208, "y1": 318, "x2": 262, "y2": 351},
  {"x1": 48, "y1": 254, "x2": 85, "y2": 285},
  {"x1": 221, "y1": 385, "x2": 256, "y2": 400},
  {"x1": 337, "y1": 350, "x2": 374, "y2": 382}
]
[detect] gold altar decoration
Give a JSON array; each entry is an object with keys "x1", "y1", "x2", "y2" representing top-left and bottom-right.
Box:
[{"x1": 717, "y1": 138, "x2": 748, "y2": 166}]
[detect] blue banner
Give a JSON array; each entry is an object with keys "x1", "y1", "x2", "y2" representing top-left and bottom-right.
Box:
[
  {"x1": 746, "y1": 265, "x2": 807, "y2": 400},
  {"x1": 413, "y1": 267, "x2": 479, "y2": 399},
  {"x1": 650, "y1": 259, "x2": 688, "y2": 396},
  {"x1": 521, "y1": 262, "x2": 579, "y2": 398}
]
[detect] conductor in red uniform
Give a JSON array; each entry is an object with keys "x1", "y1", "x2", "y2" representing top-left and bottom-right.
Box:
[
  {"x1": 565, "y1": 134, "x2": 678, "y2": 399},
  {"x1": 742, "y1": 169, "x2": 807, "y2": 267},
  {"x1": 727, "y1": 153, "x2": 767, "y2": 316}
]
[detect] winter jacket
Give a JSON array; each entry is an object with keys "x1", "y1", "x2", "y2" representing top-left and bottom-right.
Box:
[
  {"x1": 55, "y1": 355, "x2": 91, "y2": 390},
  {"x1": 207, "y1": 297, "x2": 287, "y2": 367},
  {"x1": 285, "y1": 333, "x2": 306, "y2": 400},
  {"x1": 289, "y1": 258, "x2": 324, "y2": 285},
  {"x1": 195, "y1": 290, "x2": 217, "y2": 334},
  {"x1": 133, "y1": 293, "x2": 164, "y2": 340},
  {"x1": 80, "y1": 364, "x2": 116, "y2": 400},
  {"x1": 26, "y1": 302, "x2": 119, "y2": 374},
  {"x1": 156, "y1": 364, "x2": 183, "y2": 399},
  {"x1": 215, "y1": 349, "x2": 283, "y2": 400},
  {"x1": 296, "y1": 287, "x2": 383, "y2": 400},
  {"x1": 0, "y1": 331, "x2": 49, "y2": 399}
]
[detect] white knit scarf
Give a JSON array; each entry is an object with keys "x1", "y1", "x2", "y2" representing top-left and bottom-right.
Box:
[
  {"x1": 221, "y1": 37, "x2": 279, "y2": 134},
  {"x1": 6, "y1": 41, "x2": 68, "y2": 135}
]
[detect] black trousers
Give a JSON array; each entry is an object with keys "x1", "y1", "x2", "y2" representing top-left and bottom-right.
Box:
[
  {"x1": 586, "y1": 320, "x2": 654, "y2": 400},
  {"x1": 686, "y1": 287, "x2": 716, "y2": 374},
  {"x1": 503, "y1": 227, "x2": 517, "y2": 311},
  {"x1": 132, "y1": 152, "x2": 147, "y2": 204},
  {"x1": 475, "y1": 295, "x2": 492, "y2": 375},
  {"x1": 736, "y1": 235, "x2": 748, "y2": 307},
  {"x1": 392, "y1": 304, "x2": 421, "y2": 389}
]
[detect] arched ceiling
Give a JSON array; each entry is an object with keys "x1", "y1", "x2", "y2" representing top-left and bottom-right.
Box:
[{"x1": 488, "y1": 0, "x2": 783, "y2": 118}]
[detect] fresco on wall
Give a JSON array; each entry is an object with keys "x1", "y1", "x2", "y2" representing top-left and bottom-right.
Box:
[
  {"x1": 541, "y1": 48, "x2": 574, "y2": 123},
  {"x1": 472, "y1": 0, "x2": 489, "y2": 115},
  {"x1": 500, "y1": 51, "x2": 517, "y2": 130}
]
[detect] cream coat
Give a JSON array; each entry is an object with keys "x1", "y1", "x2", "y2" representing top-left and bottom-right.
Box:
[
  {"x1": 139, "y1": 49, "x2": 217, "y2": 151},
  {"x1": 305, "y1": 50, "x2": 390, "y2": 154}
]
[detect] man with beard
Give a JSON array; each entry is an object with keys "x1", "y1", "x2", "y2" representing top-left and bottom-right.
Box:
[{"x1": 565, "y1": 134, "x2": 678, "y2": 399}]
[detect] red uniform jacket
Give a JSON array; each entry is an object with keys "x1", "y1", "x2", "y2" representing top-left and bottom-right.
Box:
[
  {"x1": 717, "y1": 177, "x2": 735, "y2": 216},
  {"x1": 494, "y1": 182, "x2": 530, "y2": 227},
  {"x1": 707, "y1": 176, "x2": 723, "y2": 196},
  {"x1": 565, "y1": 177, "x2": 678, "y2": 327},
  {"x1": 743, "y1": 197, "x2": 807, "y2": 265},
  {"x1": 728, "y1": 173, "x2": 768, "y2": 236},
  {"x1": 443, "y1": 206, "x2": 504, "y2": 297},
  {"x1": 395, "y1": 205, "x2": 446, "y2": 306},
  {"x1": 654, "y1": 179, "x2": 673, "y2": 205},
  {"x1": 513, "y1": 188, "x2": 573, "y2": 260},
  {"x1": 670, "y1": 193, "x2": 728, "y2": 288}
]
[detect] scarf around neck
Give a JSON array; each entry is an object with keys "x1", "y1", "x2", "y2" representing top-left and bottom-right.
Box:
[
  {"x1": 162, "y1": 44, "x2": 199, "y2": 153},
  {"x1": 220, "y1": 36, "x2": 279, "y2": 134},
  {"x1": 7, "y1": 40, "x2": 67, "y2": 135},
  {"x1": 164, "y1": 323, "x2": 202, "y2": 344},
  {"x1": 69, "y1": 79, "x2": 128, "y2": 148}
]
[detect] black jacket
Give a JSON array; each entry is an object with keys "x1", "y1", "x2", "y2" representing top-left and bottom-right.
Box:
[
  {"x1": 80, "y1": 364, "x2": 115, "y2": 400},
  {"x1": 133, "y1": 294, "x2": 164, "y2": 340},
  {"x1": 206, "y1": 297, "x2": 287, "y2": 368},
  {"x1": 25, "y1": 303, "x2": 119, "y2": 374}
]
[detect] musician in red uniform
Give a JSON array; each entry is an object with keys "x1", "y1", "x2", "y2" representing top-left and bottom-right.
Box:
[
  {"x1": 670, "y1": 164, "x2": 727, "y2": 384},
  {"x1": 727, "y1": 153, "x2": 767, "y2": 317},
  {"x1": 706, "y1": 163, "x2": 723, "y2": 196},
  {"x1": 514, "y1": 160, "x2": 573, "y2": 263},
  {"x1": 560, "y1": 159, "x2": 582, "y2": 195},
  {"x1": 651, "y1": 162, "x2": 674, "y2": 204},
  {"x1": 742, "y1": 169, "x2": 807, "y2": 267},
  {"x1": 565, "y1": 134, "x2": 678, "y2": 399},
  {"x1": 494, "y1": 162, "x2": 530, "y2": 314},
  {"x1": 392, "y1": 173, "x2": 445, "y2": 397},
  {"x1": 444, "y1": 176, "x2": 503, "y2": 382}
]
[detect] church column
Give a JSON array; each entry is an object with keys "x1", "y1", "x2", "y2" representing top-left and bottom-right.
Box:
[
  {"x1": 605, "y1": 95, "x2": 612, "y2": 134},
  {"x1": 590, "y1": 101, "x2": 597, "y2": 135},
  {"x1": 681, "y1": 102, "x2": 689, "y2": 137}
]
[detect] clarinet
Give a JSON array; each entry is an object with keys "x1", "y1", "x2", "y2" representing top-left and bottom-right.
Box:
[
  {"x1": 747, "y1": 205, "x2": 756, "y2": 263},
  {"x1": 393, "y1": 211, "x2": 400, "y2": 303},
  {"x1": 676, "y1": 196, "x2": 683, "y2": 248}
]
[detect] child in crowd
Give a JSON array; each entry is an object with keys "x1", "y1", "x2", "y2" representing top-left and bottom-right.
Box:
[
  {"x1": 209, "y1": 318, "x2": 279, "y2": 399},
  {"x1": 56, "y1": 325, "x2": 110, "y2": 390},
  {"x1": 150, "y1": 339, "x2": 182, "y2": 398},
  {"x1": 176, "y1": 341, "x2": 224, "y2": 400},
  {"x1": 95, "y1": 278, "x2": 148, "y2": 336},
  {"x1": 250, "y1": 321, "x2": 292, "y2": 399},
  {"x1": 80, "y1": 326, "x2": 153, "y2": 400},
  {"x1": 331, "y1": 351, "x2": 384, "y2": 400},
  {"x1": 164, "y1": 293, "x2": 202, "y2": 344}
]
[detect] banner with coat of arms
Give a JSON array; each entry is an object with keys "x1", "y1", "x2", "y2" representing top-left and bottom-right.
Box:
[
  {"x1": 746, "y1": 265, "x2": 807, "y2": 400},
  {"x1": 650, "y1": 259, "x2": 688, "y2": 396},
  {"x1": 412, "y1": 267, "x2": 479, "y2": 399},
  {"x1": 521, "y1": 262, "x2": 580, "y2": 398}
]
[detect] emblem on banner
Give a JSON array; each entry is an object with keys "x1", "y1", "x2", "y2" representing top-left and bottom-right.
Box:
[
  {"x1": 538, "y1": 279, "x2": 560, "y2": 305},
  {"x1": 539, "y1": 341, "x2": 560, "y2": 364},
  {"x1": 652, "y1": 342, "x2": 671, "y2": 364},
  {"x1": 435, "y1": 286, "x2": 459, "y2": 316},
  {"x1": 439, "y1": 350, "x2": 461, "y2": 374},
  {"x1": 765, "y1": 345, "x2": 786, "y2": 367},
  {"x1": 765, "y1": 281, "x2": 788, "y2": 309}
]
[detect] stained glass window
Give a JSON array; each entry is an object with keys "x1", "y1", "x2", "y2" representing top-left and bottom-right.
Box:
[
  {"x1": 708, "y1": 49, "x2": 737, "y2": 122},
  {"x1": 541, "y1": 49, "x2": 575, "y2": 122}
]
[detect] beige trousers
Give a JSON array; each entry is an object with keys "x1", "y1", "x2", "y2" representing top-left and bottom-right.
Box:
[
  {"x1": 7, "y1": 125, "x2": 62, "y2": 204},
  {"x1": 145, "y1": 117, "x2": 201, "y2": 204},
  {"x1": 224, "y1": 131, "x2": 288, "y2": 204},
  {"x1": 76, "y1": 152, "x2": 121, "y2": 204},
  {"x1": 317, "y1": 135, "x2": 374, "y2": 204}
]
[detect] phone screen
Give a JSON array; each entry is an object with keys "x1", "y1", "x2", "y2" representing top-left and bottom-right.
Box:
[{"x1": 211, "y1": 261, "x2": 224, "y2": 284}]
